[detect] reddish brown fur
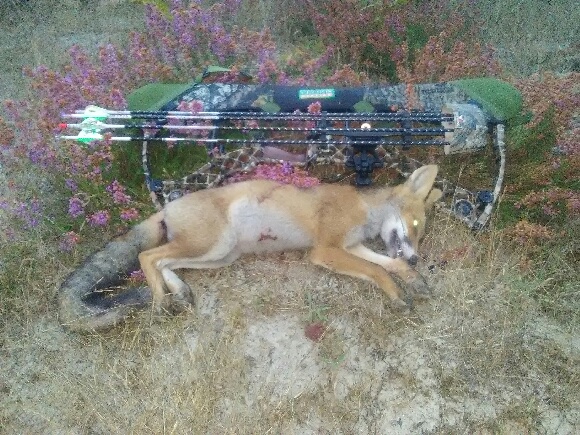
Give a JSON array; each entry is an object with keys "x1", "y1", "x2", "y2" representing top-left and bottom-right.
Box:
[
  {"x1": 59, "y1": 165, "x2": 441, "y2": 331},
  {"x1": 139, "y1": 166, "x2": 441, "y2": 313}
]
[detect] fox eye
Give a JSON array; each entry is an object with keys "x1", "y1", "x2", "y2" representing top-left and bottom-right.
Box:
[{"x1": 413, "y1": 219, "x2": 419, "y2": 227}]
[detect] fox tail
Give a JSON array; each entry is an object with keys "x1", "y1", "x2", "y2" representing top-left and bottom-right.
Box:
[{"x1": 58, "y1": 212, "x2": 166, "y2": 332}]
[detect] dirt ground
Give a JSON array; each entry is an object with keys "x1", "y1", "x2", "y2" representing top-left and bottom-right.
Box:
[
  {"x1": 1, "y1": 1, "x2": 579, "y2": 433},
  {"x1": 2, "y1": 213, "x2": 578, "y2": 433}
]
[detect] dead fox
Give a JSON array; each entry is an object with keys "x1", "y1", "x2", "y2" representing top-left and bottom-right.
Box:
[{"x1": 59, "y1": 165, "x2": 442, "y2": 331}]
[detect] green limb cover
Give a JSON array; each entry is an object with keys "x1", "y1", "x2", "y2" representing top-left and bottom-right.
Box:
[
  {"x1": 451, "y1": 78, "x2": 522, "y2": 122},
  {"x1": 194, "y1": 65, "x2": 236, "y2": 83},
  {"x1": 127, "y1": 83, "x2": 194, "y2": 111},
  {"x1": 127, "y1": 65, "x2": 239, "y2": 111},
  {"x1": 354, "y1": 100, "x2": 375, "y2": 113}
]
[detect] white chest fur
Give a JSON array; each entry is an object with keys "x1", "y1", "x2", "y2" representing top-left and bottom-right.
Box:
[{"x1": 228, "y1": 198, "x2": 313, "y2": 253}]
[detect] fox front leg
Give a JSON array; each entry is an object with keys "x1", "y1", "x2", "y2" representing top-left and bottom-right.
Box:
[
  {"x1": 347, "y1": 244, "x2": 432, "y2": 300},
  {"x1": 402, "y1": 273, "x2": 431, "y2": 300},
  {"x1": 310, "y1": 245, "x2": 411, "y2": 313}
]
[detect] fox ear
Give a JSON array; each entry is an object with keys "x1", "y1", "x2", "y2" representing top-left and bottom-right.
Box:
[
  {"x1": 425, "y1": 188, "x2": 443, "y2": 209},
  {"x1": 405, "y1": 165, "x2": 438, "y2": 200}
]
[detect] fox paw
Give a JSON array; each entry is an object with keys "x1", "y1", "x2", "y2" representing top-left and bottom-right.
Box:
[
  {"x1": 169, "y1": 285, "x2": 195, "y2": 313},
  {"x1": 391, "y1": 297, "x2": 412, "y2": 315},
  {"x1": 407, "y1": 275, "x2": 432, "y2": 299},
  {"x1": 153, "y1": 288, "x2": 194, "y2": 316}
]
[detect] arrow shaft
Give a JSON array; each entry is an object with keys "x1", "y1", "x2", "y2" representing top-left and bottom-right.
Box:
[
  {"x1": 67, "y1": 110, "x2": 453, "y2": 123},
  {"x1": 58, "y1": 136, "x2": 449, "y2": 146},
  {"x1": 62, "y1": 122, "x2": 452, "y2": 135}
]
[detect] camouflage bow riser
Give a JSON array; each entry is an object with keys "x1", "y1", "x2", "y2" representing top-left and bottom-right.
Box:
[{"x1": 60, "y1": 81, "x2": 513, "y2": 229}]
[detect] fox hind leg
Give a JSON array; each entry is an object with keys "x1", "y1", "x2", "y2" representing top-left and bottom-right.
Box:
[
  {"x1": 166, "y1": 251, "x2": 243, "y2": 312},
  {"x1": 160, "y1": 268, "x2": 194, "y2": 312},
  {"x1": 139, "y1": 239, "x2": 241, "y2": 313},
  {"x1": 139, "y1": 241, "x2": 193, "y2": 312},
  {"x1": 138, "y1": 241, "x2": 199, "y2": 312}
]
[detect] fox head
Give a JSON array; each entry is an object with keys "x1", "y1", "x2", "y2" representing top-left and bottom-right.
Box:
[{"x1": 381, "y1": 165, "x2": 442, "y2": 265}]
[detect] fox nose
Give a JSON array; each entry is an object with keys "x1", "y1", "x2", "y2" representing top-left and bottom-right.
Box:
[{"x1": 407, "y1": 255, "x2": 418, "y2": 266}]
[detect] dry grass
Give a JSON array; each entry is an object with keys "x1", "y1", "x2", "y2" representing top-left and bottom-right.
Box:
[
  {"x1": 0, "y1": 0, "x2": 144, "y2": 104},
  {"x1": 1, "y1": 1, "x2": 579, "y2": 433},
  {"x1": 477, "y1": 0, "x2": 580, "y2": 75},
  {"x1": 1, "y1": 212, "x2": 579, "y2": 433}
]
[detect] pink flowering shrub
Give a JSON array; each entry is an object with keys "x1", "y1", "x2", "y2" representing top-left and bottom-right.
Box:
[
  {"x1": 128, "y1": 269, "x2": 147, "y2": 285},
  {"x1": 515, "y1": 73, "x2": 579, "y2": 136},
  {"x1": 394, "y1": 34, "x2": 501, "y2": 85},
  {"x1": 499, "y1": 72, "x2": 580, "y2": 242},
  {"x1": 228, "y1": 163, "x2": 320, "y2": 188},
  {"x1": 120, "y1": 208, "x2": 141, "y2": 222},
  {"x1": 106, "y1": 180, "x2": 132, "y2": 205},
  {"x1": 87, "y1": 210, "x2": 111, "y2": 227},
  {"x1": 0, "y1": 0, "x2": 330, "y2": 248},
  {"x1": 59, "y1": 231, "x2": 81, "y2": 252},
  {"x1": 304, "y1": 0, "x2": 499, "y2": 82},
  {"x1": 67, "y1": 197, "x2": 85, "y2": 219},
  {"x1": 0, "y1": 0, "x2": 575, "y2": 257},
  {"x1": 0, "y1": 199, "x2": 43, "y2": 232},
  {"x1": 503, "y1": 220, "x2": 556, "y2": 247},
  {"x1": 516, "y1": 188, "x2": 580, "y2": 218}
]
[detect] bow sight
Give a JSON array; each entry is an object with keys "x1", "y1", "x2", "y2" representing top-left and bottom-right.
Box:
[{"x1": 58, "y1": 78, "x2": 521, "y2": 230}]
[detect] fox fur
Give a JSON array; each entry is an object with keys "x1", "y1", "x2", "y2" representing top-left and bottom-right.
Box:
[{"x1": 58, "y1": 165, "x2": 442, "y2": 332}]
